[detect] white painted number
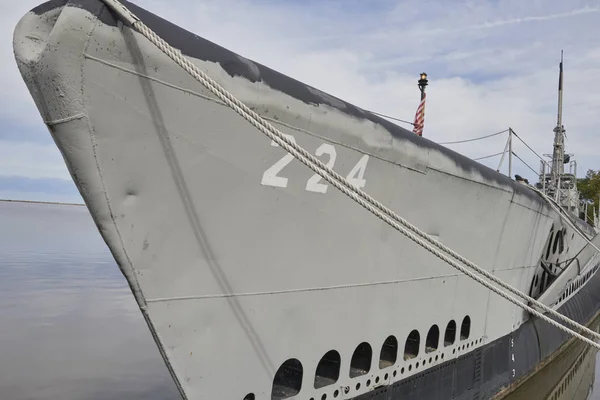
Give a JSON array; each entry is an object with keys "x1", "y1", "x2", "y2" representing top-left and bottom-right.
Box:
[
  {"x1": 261, "y1": 134, "x2": 296, "y2": 188},
  {"x1": 346, "y1": 154, "x2": 369, "y2": 189},
  {"x1": 306, "y1": 144, "x2": 337, "y2": 193},
  {"x1": 261, "y1": 134, "x2": 369, "y2": 193}
]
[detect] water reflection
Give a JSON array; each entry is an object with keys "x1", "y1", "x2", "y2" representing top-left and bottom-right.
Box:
[
  {"x1": 1, "y1": 201, "x2": 599, "y2": 400},
  {"x1": 490, "y1": 316, "x2": 599, "y2": 399},
  {"x1": 0, "y1": 202, "x2": 180, "y2": 400},
  {"x1": 546, "y1": 346, "x2": 596, "y2": 400}
]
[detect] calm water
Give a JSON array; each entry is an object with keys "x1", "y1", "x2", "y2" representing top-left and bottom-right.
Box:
[
  {"x1": 0, "y1": 201, "x2": 180, "y2": 400},
  {"x1": 0, "y1": 200, "x2": 599, "y2": 400}
]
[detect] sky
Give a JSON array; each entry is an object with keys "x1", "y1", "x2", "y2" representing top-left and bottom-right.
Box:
[{"x1": 2, "y1": 0, "x2": 600, "y2": 203}]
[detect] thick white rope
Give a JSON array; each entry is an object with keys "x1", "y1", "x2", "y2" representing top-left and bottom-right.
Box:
[{"x1": 100, "y1": 0, "x2": 600, "y2": 348}]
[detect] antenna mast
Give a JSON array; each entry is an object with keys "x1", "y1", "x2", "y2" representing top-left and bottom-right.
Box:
[
  {"x1": 537, "y1": 52, "x2": 582, "y2": 216},
  {"x1": 551, "y1": 51, "x2": 566, "y2": 185}
]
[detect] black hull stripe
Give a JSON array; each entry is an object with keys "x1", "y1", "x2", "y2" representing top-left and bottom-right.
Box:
[{"x1": 351, "y1": 264, "x2": 600, "y2": 400}]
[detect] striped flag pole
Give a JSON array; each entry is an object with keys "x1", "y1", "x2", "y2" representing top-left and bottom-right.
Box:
[
  {"x1": 414, "y1": 72, "x2": 428, "y2": 137},
  {"x1": 412, "y1": 93, "x2": 426, "y2": 136}
]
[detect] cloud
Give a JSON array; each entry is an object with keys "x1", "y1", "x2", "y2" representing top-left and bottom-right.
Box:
[
  {"x1": 0, "y1": 175, "x2": 77, "y2": 194},
  {"x1": 432, "y1": 5, "x2": 600, "y2": 33},
  {"x1": 2, "y1": 0, "x2": 600, "y2": 198},
  {"x1": 1, "y1": 1, "x2": 48, "y2": 127},
  {"x1": 0, "y1": 171, "x2": 81, "y2": 204},
  {"x1": 0, "y1": 140, "x2": 71, "y2": 179}
]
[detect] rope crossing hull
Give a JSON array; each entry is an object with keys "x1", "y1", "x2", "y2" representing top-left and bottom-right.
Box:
[{"x1": 13, "y1": 1, "x2": 600, "y2": 399}]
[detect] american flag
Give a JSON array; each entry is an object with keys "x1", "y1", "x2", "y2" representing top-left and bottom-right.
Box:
[{"x1": 412, "y1": 93, "x2": 426, "y2": 136}]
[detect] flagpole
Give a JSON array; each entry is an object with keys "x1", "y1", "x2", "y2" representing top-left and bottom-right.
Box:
[{"x1": 413, "y1": 72, "x2": 428, "y2": 136}]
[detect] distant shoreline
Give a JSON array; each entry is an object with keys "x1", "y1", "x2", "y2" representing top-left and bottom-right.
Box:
[{"x1": 0, "y1": 199, "x2": 85, "y2": 207}]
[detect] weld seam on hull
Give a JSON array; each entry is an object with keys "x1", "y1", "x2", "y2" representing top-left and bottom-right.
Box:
[
  {"x1": 85, "y1": 52, "x2": 220, "y2": 104},
  {"x1": 45, "y1": 112, "x2": 86, "y2": 126},
  {"x1": 145, "y1": 272, "x2": 464, "y2": 303}
]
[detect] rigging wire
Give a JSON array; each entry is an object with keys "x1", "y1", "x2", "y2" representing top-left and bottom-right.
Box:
[
  {"x1": 436, "y1": 127, "x2": 551, "y2": 180},
  {"x1": 367, "y1": 110, "x2": 415, "y2": 126},
  {"x1": 473, "y1": 152, "x2": 504, "y2": 161},
  {"x1": 510, "y1": 129, "x2": 550, "y2": 168},
  {"x1": 438, "y1": 129, "x2": 509, "y2": 145},
  {"x1": 512, "y1": 151, "x2": 539, "y2": 175}
]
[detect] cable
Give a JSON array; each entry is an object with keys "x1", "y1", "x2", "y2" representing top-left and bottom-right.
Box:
[
  {"x1": 367, "y1": 110, "x2": 415, "y2": 126},
  {"x1": 511, "y1": 129, "x2": 550, "y2": 168},
  {"x1": 473, "y1": 152, "x2": 504, "y2": 161},
  {"x1": 439, "y1": 129, "x2": 508, "y2": 145},
  {"x1": 512, "y1": 151, "x2": 539, "y2": 175}
]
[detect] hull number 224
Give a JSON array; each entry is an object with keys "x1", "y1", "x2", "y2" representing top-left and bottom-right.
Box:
[{"x1": 261, "y1": 134, "x2": 369, "y2": 193}]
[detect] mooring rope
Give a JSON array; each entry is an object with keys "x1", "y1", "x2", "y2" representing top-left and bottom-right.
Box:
[{"x1": 99, "y1": 0, "x2": 600, "y2": 348}]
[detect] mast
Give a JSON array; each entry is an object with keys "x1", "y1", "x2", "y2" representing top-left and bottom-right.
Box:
[
  {"x1": 551, "y1": 51, "x2": 566, "y2": 185},
  {"x1": 536, "y1": 52, "x2": 583, "y2": 216}
]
